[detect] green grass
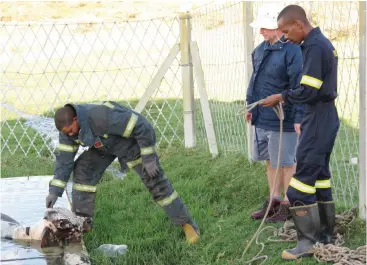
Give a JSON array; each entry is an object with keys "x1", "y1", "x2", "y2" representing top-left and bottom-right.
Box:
[
  {"x1": 1, "y1": 99, "x2": 361, "y2": 207},
  {"x1": 83, "y1": 148, "x2": 365, "y2": 265},
  {"x1": 1, "y1": 104, "x2": 365, "y2": 265},
  {"x1": 1, "y1": 119, "x2": 54, "y2": 177}
]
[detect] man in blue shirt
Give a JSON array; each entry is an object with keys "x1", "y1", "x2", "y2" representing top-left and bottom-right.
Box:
[
  {"x1": 246, "y1": 5, "x2": 304, "y2": 223},
  {"x1": 262, "y1": 5, "x2": 340, "y2": 260}
]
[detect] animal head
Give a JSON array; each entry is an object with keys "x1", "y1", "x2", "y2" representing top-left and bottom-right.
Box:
[{"x1": 41, "y1": 207, "x2": 86, "y2": 247}]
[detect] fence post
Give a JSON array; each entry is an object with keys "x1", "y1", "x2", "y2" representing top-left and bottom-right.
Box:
[
  {"x1": 359, "y1": 1, "x2": 366, "y2": 221},
  {"x1": 243, "y1": 2, "x2": 254, "y2": 161},
  {"x1": 180, "y1": 12, "x2": 196, "y2": 148}
]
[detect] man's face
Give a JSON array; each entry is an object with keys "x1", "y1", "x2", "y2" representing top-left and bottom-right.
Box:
[
  {"x1": 277, "y1": 17, "x2": 304, "y2": 44},
  {"x1": 259, "y1": 28, "x2": 283, "y2": 43},
  {"x1": 61, "y1": 117, "x2": 80, "y2": 137},
  {"x1": 260, "y1": 28, "x2": 277, "y2": 42}
]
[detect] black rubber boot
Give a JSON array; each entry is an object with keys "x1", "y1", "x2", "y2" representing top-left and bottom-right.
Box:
[
  {"x1": 282, "y1": 203, "x2": 320, "y2": 260},
  {"x1": 318, "y1": 201, "x2": 335, "y2": 244}
]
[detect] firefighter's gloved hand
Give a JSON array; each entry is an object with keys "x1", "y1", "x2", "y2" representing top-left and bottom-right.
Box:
[
  {"x1": 46, "y1": 193, "x2": 58, "y2": 208},
  {"x1": 142, "y1": 154, "x2": 159, "y2": 180}
]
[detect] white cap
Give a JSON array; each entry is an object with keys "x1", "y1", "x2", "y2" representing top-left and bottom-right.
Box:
[{"x1": 250, "y1": 4, "x2": 284, "y2": 30}]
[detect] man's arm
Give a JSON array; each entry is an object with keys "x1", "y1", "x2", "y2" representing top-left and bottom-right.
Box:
[
  {"x1": 107, "y1": 107, "x2": 158, "y2": 178},
  {"x1": 262, "y1": 45, "x2": 324, "y2": 107},
  {"x1": 246, "y1": 51, "x2": 256, "y2": 105},
  {"x1": 88, "y1": 105, "x2": 156, "y2": 154},
  {"x1": 282, "y1": 45, "x2": 324, "y2": 105},
  {"x1": 106, "y1": 108, "x2": 156, "y2": 153},
  {"x1": 49, "y1": 133, "x2": 79, "y2": 196}
]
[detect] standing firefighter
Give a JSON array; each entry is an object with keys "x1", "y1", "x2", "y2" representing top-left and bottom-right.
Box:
[
  {"x1": 45, "y1": 101, "x2": 200, "y2": 244},
  {"x1": 261, "y1": 5, "x2": 340, "y2": 260}
]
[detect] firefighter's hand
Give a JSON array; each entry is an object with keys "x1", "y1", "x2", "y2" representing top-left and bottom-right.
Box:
[
  {"x1": 142, "y1": 155, "x2": 160, "y2": 180},
  {"x1": 294, "y1": 123, "x2": 301, "y2": 135},
  {"x1": 46, "y1": 193, "x2": 58, "y2": 208},
  {"x1": 245, "y1": 112, "x2": 252, "y2": 123},
  {"x1": 261, "y1": 94, "x2": 283, "y2": 107}
]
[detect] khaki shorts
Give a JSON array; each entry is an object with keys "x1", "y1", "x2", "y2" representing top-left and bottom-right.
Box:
[{"x1": 252, "y1": 127, "x2": 298, "y2": 168}]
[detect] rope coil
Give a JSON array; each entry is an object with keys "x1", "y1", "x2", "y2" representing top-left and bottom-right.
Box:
[{"x1": 238, "y1": 101, "x2": 366, "y2": 265}]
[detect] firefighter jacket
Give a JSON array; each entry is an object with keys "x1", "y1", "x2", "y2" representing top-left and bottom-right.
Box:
[
  {"x1": 282, "y1": 27, "x2": 338, "y2": 104},
  {"x1": 49, "y1": 101, "x2": 156, "y2": 196}
]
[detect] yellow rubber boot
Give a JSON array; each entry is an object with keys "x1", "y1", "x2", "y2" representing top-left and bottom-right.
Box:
[{"x1": 183, "y1": 221, "x2": 200, "y2": 244}]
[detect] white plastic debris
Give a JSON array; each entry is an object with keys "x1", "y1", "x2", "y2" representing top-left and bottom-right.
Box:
[
  {"x1": 350, "y1": 157, "x2": 358, "y2": 165},
  {"x1": 96, "y1": 244, "x2": 128, "y2": 257}
]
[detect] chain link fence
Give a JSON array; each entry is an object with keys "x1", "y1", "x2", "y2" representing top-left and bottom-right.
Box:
[
  {"x1": 1, "y1": 1, "x2": 364, "y2": 207},
  {"x1": 1, "y1": 17, "x2": 184, "y2": 155},
  {"x1": 191, "y1": 1, "x2": 362, "y2": 207}
]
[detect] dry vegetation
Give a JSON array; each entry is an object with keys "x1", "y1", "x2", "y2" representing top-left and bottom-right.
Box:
[{"x1": 0, "y1": 1, "x2": 210, "y2": 22}]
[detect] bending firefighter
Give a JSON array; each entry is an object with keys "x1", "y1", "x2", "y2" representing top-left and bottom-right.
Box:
[
  {"x1": 45, "y1": 101, "x2": 200, "y2": 244},
  {"x1": 261, "y1": 5, "x2": 340, "y2": 260}
]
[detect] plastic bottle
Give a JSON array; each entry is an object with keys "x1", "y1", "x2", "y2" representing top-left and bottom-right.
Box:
[{"x1": 96, "y1": 244, "x2": 128, "y2": 257}]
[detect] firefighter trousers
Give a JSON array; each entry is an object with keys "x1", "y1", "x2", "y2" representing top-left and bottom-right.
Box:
[
  {"x1": 71, "y1": 148, "x2": 192, "y2": 226},
  {"x1": 286, "y1": 101, "x2": 340, "y2": 206}
]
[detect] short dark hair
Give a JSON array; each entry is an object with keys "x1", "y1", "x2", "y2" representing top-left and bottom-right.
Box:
[
  {"x1": 277, "y1": 4, "x2": 309, "y2": 24},
  {"x1": 54, "y1": 105, "x2": 76, "y2": 131}
]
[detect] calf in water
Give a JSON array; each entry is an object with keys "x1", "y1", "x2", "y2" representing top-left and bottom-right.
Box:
[{"x1": 1, "y1": 207, "x2": 91, "y2": 265}]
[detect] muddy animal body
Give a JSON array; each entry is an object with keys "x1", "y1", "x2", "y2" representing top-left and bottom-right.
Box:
[
  {"x1": 1, "y1": 207, "x2": 84, "y2": 247},
  {"x1": 1, "y1": 207, "x2": 91, "y2": 264}
]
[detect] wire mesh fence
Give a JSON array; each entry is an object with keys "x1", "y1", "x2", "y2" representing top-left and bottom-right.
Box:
[
  {"x1": 191, "y1": 2, "x2": 248, "y2": 154},
  {"x1": 1, "y1": 17, "x2": 184, "y2": 155},
  {"x1": 191, "y1": 1, "x2": 361, "y2": 207},
  {"x1": 0, "y1": 1, "x2": 363, "y2": 207}
]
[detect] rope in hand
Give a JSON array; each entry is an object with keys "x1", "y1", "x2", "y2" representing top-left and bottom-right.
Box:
[
  {"x1": 237, "y1": 100, "x2": 285, "y2": 265},
  {"x1": 237, "y1": 102, "x2": 366, "y2": 265}
]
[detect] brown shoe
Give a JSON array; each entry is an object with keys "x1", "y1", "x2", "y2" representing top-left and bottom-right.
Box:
[
  {"x1": 251, "y1": 197, "x2": 281, "y2": 220},
  {"x1": 265, "y1": 201, "x2": 290, "y2": 223}
]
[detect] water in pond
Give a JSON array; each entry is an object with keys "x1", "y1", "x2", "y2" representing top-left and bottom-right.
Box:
[{"x1": 0, "y1": 176, "x2": 89, "y2": 265}]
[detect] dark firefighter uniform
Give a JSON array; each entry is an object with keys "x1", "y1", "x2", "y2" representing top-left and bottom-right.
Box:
[
  {"x1": 48, "y1": 101, "x2": 197, "y2": 231},
  {"x1": 280, "y1": 27, "x2": 340, "y2": 260}
]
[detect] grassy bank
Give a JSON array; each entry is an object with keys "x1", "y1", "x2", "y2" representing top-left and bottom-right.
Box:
[
  {"x1": 1, "y1": 98, "x2": 361, "y2": 207},
  {"x1": 1, "y1": 117, "x2": 365, "y2": 264},
  {"x1": 1, "y1": 119, "x2": 55, "y2": 177},
  {"x1": 84, "y1": 148, "x2": 365, "y2": 265}
]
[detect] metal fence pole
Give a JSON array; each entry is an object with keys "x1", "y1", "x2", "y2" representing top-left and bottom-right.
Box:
[
  {"x1": 180, "y1": 12, "x2": 196, "y2": 148},
  {"x1": 243, "y1": 2, "x2": 254, "y2": 161},
  {"x1": 359, "y1": 1, "x2": 366, "y2": 221}
]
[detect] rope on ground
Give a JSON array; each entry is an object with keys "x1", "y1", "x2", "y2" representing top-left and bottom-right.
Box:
[
  {"x1": 313, "y1": 244, "x2": 366, "y2": 265},
  {"x1": 242, "y1": 204, "x2": 366, "y2": 265},
  {"x1": 238, "y1": 100, "x2": 284, "y2": 265},
  {"x1": 311, "y1": 207, "x2": 366, "y2": 265},
  {"x1": 268, "y1": 206, "x2": 358, "y2": 243},
  {"x1": 237, "y1": 102, "x2": 366, "y2": 265}
]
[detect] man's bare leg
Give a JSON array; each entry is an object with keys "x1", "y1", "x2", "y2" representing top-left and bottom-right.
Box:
[
  {"x1": 267, "y1": 160, "x2": 282, "y2": 198},
  {"x1": 264, "y1": 164, "x2": 295, "y2": 222},
  {"x1": 251, "y1": 160, "x2": 282, "y2": 220}
]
